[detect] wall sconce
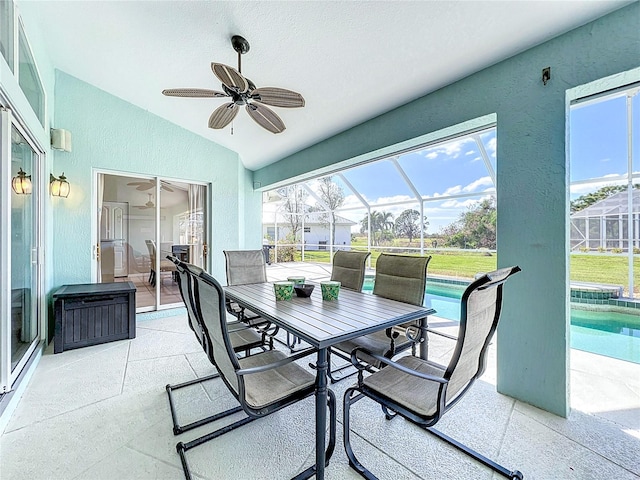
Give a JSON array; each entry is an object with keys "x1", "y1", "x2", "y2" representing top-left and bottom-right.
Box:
[
  {"x1": 50, "y1": 173, "x2": 70, "y2": 198},
  {"x1": 50, "y1": 128, "x2": 72, "y2": 152},
  {"x1": 12, "y1": 167, "x2": 32, "y2": 195}
]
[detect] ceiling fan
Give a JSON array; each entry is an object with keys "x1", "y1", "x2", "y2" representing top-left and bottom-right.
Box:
[
  {"x1": 127, "y1": 179, "x2": 174, "y2": 192},
  {"x1": 134, "y1": 194, "x2": 155, "y2": 210},
  {"x1": 162, "y1": 35, "x2": 305, "y2": 134}
]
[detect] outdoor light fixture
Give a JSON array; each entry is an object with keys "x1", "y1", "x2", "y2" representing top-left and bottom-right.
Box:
[
  {"x1": 50, "y1": 172, "x2": 70, "y2": 198},
  {"x1": 11, "y1": 167, "x2": 32, "y2": 194}
]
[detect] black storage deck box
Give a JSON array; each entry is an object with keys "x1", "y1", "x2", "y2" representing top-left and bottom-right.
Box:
[{"x1": 53, "y1": 282, "x2": 136, "y2": 353}]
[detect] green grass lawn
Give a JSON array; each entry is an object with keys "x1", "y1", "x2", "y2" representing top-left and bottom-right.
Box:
[{"x1": 293, "y1": 248, "x2": 639, "y2": 294}]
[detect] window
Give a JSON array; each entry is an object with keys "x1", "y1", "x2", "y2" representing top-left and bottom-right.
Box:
[
  {"x1": 18, "y1": 21, "x2": 44, "y2": 125},
  {"x1": 0, "y1": 0, "x2": 14, "y2": 72},
  {"x1": 569, "y1": 85, "x2": 639, "y2": 298},
  {"x1": 262, "y1": 124, "x2": 498, "y2": 269}
]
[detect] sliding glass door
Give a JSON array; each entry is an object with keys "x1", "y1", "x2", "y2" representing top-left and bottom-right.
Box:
[
  {"x1": 1, "y1": 111, "x2": 41, "y2": 393},
  {"x1": 96, "y1": 172, "x2": 207, "y2": 312}
]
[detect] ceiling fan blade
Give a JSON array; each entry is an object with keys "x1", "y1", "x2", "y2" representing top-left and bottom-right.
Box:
[
  {"x1": 246, "y1": 103, "x2": 286, "y2": 134},
  {"x1": 251, "y1": 87, "x2": 305, "y2": 108},
  {"x1": 136, "y1": 184, "x2": 154, "y2": 191},
  {"x1": 208, "y1": 103, "x2": 239, "y2": 129},
  {"x1": 211, "y1": 63, "x2": 249, "y2": 93},
  {"x1": 162, "y1": 88, "x2": 227, "y2": 98}
]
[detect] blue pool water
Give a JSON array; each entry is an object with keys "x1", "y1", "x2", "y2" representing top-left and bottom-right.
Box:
[{"x1": 363, "y1": 280, "x2": 640, "y2": 364}]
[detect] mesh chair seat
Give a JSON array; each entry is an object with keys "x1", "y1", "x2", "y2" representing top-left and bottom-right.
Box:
[
  {"x1": 363, "y1": 356, "x2": 445, "y2": 418},
  {"x1": 239, "y1": 350, "x2": 315, "y2": 410},
  {"x1": 229, "y1": 324, "x2": 264, "y2": 352}
]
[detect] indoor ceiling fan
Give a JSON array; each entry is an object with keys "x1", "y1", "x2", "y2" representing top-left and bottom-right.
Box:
[
  {"x1": 127, "y1": 179, "x2": 174, "y2": 192},
  {"x1": 162, "y1": 35, "x2": 305, "y2": 134},
  {"x1": 134, "y1": 194, "x2": 155, "y2": 210}
]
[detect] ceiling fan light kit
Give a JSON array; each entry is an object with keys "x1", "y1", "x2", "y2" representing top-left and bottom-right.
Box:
[{"x1": 162, "y1": 35, "x2": 304, "y2": 134}]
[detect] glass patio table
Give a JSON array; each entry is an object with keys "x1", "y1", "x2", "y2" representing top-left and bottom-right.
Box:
[{"x1": 224, "y1": 281, "x2": 435, "y2": 479}]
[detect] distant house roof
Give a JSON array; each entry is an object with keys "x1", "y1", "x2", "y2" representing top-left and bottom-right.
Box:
[
  {"x1": 571, "y1": 189, "x2": 640, "y2": 218},
  {"x1": 263, "y1": 212, "x2": 357, "y2": 226}
]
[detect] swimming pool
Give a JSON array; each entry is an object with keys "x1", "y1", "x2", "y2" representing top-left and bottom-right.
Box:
[{"x1": 363, "y1": 279, "x2": 640, "y2": 364}]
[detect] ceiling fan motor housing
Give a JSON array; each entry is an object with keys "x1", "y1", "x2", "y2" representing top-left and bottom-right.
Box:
[{"x1": 231, "y1": 35, "x2": 250, "y2": 54}]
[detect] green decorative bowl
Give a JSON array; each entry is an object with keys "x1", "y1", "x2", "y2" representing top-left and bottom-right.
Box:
[
  {"x1": 320, "y1": 281, "x2": 341, "y2": 301},
  {"x1": 287, "y1": 276, "x2": 306, "y2": 285},
  {"x1": 274, "y1": 281, "x2": 294, "y2": 301}
]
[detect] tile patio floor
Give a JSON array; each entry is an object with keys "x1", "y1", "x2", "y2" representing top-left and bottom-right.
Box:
[{"x1": 1, "y1": 262, "x2": 638, "y2": 479}]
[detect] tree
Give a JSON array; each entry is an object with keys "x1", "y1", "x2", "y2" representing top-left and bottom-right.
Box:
[
  {"x1": 316, "y1": 177, "x2": 345, "y2": 248},
  {"x1": 442, "y1": 198, "x2": 496, "y2": 249},
  {"x1": 360, "y1": 210, "x2": 395, "y2": 245},
  {"x1": 394, "y1": 209, "x2": 428, "y2": 244},
  {"x1": 570, "y1": 184, "x2": 639, "y2": 213},
  {"x1": 278, "y1": 185, "x2": 307, "y2": 240}
]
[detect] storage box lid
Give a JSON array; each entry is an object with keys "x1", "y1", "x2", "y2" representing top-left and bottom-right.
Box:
[{"x1": 53, "y1": 282, "x2": 136, "y2": 298}]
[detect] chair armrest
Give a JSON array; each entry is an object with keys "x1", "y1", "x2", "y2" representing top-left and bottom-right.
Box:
[
  {"x1": 350, "y1": 347, "x2": 448, "y2": 384},
  {"x1": 237, "y1": 347, "x2": 317, "y2": 376}
]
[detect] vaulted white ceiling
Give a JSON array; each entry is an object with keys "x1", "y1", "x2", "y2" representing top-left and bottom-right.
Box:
[{"x1": 18, "y1": 1, "x2": 631, "y2": 170}]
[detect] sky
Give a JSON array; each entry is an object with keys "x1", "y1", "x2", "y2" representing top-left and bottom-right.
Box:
[
  {"x1": 569, "y1": 90, "x2": 639, "y2": 197},
  {"x1": 265, "y1": 87, "x2": 639, "y2": 235}
]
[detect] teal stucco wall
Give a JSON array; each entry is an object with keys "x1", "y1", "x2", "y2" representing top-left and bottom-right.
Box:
[
  {"x1": 253, "y1": 4, "x2": 640, "y2": 416},
  {"x1": 52, "y1": 71, "x2": 251, "y2": 288}
]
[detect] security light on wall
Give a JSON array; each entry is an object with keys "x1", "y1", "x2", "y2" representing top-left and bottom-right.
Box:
[{"x1": 50, "y1": 128, "x2": 72, "y2": 152}]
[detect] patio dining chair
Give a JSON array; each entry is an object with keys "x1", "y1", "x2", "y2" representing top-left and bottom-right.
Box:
[
  {"x1": 330, "y1": 250, "x2": 371, "y2": 291},
  {"x1": 176, "y1": 269, "x2": 336, "y2": 480},
  {"x1": 165, "y1": 257, "x2": 273, "y2": 435},
  {"x1": 343, "y1": 266, "x2": 522, "y2": 480},
  {"x1": 145, "y1": 239, "x2": 176, "y2": 286},
  {"x1": 328, "y1": 253, "x2": 431, "y2": 382},
  {"x1": 224, "y1": 249, "x2": 280, "y2": 348}
]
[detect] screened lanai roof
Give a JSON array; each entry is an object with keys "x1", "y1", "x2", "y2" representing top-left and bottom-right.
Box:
[
  {"x1": 571, "y1": 189, "x2": 640, "y2": 218},
  {"x1": 262, "y1": 126, "x2": 497, "y2": 236}
]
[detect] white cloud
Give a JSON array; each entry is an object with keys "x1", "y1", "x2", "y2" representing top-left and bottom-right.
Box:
[
  {"x1": 600, "y1": 158, "x2": 611, "y2": 162},
  {"x1": 486, "y1": 137, "x2": 496, "y2": 158},
  {"x1": 465, "y1": 150, "x2": 476, "y2": 155},
  {"x1": 441, "y1": 198, "x2": 480, "y2": 208},
  {"x1": 569, "y1": 178, "x2": 627, "y2": 196},
  {"x1": 370, "y1": 194, "x2": 416, "y2": 206},
  {"x1": 463, "y1": 176, "x2": 493, "y2": 192},
  {"x1": 443, "y1": 185, "x2": 462, "y2": 195},
  {"x1": 422, "y1": 138, "x2": 474, "y2": 161}
]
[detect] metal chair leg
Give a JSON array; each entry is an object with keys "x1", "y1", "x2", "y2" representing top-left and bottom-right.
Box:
[
  {"x1": 343, "y1": 386, "x2": 523, "y2": 480},
  {"x1": 166, "y1": 373, "x2": 242, "y2": 435},
  {"x1": 343, "y1": 387, "x2": 376, "y2": 479},
  {"x1": 177, "y1": 390, "x2": 337, "y2": 480}
]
